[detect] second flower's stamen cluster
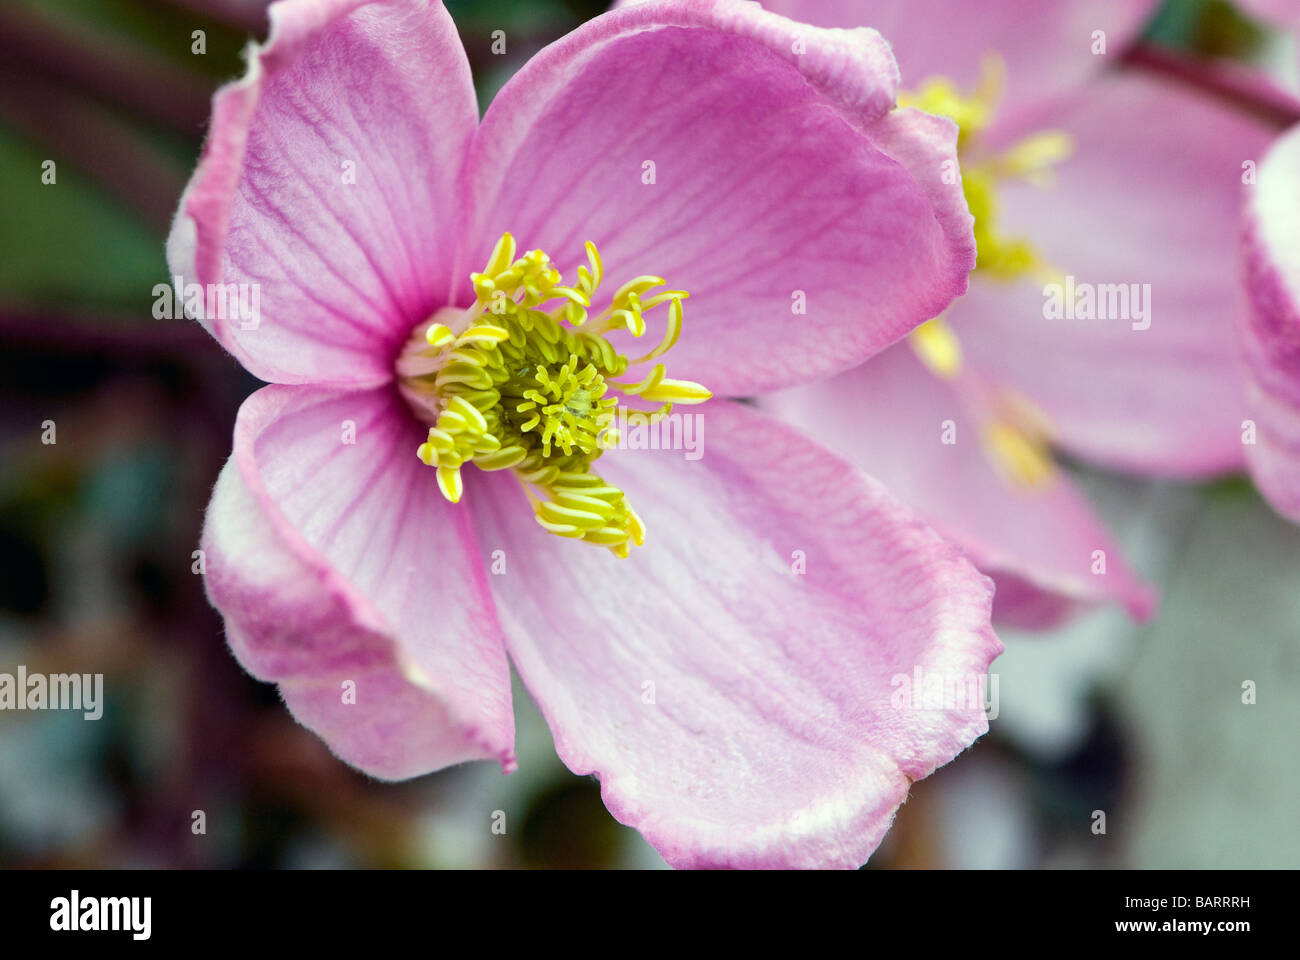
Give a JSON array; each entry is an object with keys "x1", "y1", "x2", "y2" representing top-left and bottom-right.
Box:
[
  {"x1": 397, "y1": 233, "x2": 710, "y2": 557},
  {"x1": 899, "y1": 54, "x2": 1072, "y2": 285},
  {"x1": 900, "y1": 55, "x2": 1069, "y2": 488}
]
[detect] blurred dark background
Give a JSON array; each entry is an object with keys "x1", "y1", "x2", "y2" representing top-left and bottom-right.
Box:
[{"x1": 1, "y1": 0, "x2": 1298, "y2": 869}]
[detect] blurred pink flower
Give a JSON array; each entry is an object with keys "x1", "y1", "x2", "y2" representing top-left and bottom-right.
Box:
[
  {"x1": 1239, "y1": 0, "x2": 1300, "y2": 27},
  {"x1": 169, "y1": 0, "x2": 1002, "y2": 867},
  {"x1": 1240, "y1": 122, "x2": 1300, "y2": 522},
  {"x1": 761, "y1": 0, "x2": 1277, "y2": 627}
]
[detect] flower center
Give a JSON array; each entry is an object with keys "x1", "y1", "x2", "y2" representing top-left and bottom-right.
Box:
[
  {"x1": 899, "y1": 55, "x2": 1072, "y2": 288},
  {"x1": 397, "y1": 233, "x2": 710, "y2": 557},
  {"x1": 900, "y1": 56, "x2": 1072, "y2": 489}
]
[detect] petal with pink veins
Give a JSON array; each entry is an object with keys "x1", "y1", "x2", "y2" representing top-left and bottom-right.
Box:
[
  {"x1": 470, "y1": 400, "x2": 1001, "y2": 869},
  {"x1": 956, "y1": 72, "x2": 1275, "y2": 476},
  {"x1": 459, "y1": 0, "x2": 975, "y2": 397},
  {"x1": 1241, "y1": 122, "x2": 1300, "y2": 523},
  {"x1": 204, "y1": 383, "x2": 515, "y2": 779},
  {"x1": 167, "y1": 0, "x2": 477, "y2": 387},
  {"x1": 759, "y1": 0, "x2": 1160, "y2": 120},
  {"x1": 761, "y1": 344, "x2": 1156, "y2": 627}
]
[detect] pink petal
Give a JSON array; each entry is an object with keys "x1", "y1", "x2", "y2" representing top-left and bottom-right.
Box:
[
  {"x1": 761, "y1": 344, "x2": 1156, "y2": 627},
  {"x1": 166, "y1": 0, "x2": 476, "y2": 387},
  {"x1": 1241, "y1": 123, "x2": 1300, "y2": 522},
  {"x1": 1239, "y1": 0, "x2": 1300, "y2": 25},
  {"x1": 957, "y1": 72, "x2": 1275, "y2": 476},
  {"x1": 759, "y1": 0, "x2": 1159, "y2": 119},
  {"x1": 203, "y1": 383, "x2": 515, "y2": 778},
  {"x1": 460, "y1": 0, "x2": 975, "y2": 396},
  {"x1": 470, "y1": 400, "x2": 1001, "y2": 868}
]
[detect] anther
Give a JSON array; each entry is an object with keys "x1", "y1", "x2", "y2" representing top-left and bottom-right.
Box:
[{"x1": 397, "y1": 233, "x2": 711, "y2": 556}]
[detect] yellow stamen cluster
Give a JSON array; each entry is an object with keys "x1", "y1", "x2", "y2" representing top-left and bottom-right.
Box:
[
  {"x1": 397, "y1": 233, "x2": 710, "y2": 557},
  {"x1": 900, "y1": 56, "x2": 1069, "y2": 489},
  {"x1": 898, "y1": 54, "x2": 1004, "y2": 150},
  {"x1": 899, "y1": 54, "x2": 1071, "y2": 284}
]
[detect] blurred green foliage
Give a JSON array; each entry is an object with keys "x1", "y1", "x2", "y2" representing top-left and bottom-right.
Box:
[{"x1": 0, "y1": 128, "x2": 162, "y2": 308}]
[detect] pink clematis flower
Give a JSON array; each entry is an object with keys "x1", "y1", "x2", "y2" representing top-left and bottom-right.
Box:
[
  {"x1": 1241, "y1": 122, "x2": 1300, "y2": 522},
  {"x1": 760, "y1": 0, "x2": 1278, "y2": 628},
  {"x1": 169, "y1": 0, "x2": 1003, "y2": 867}
]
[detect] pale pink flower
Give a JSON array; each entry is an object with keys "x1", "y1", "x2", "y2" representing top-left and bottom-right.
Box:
[
  {"x1": 169, "y1": 0, "x2": 1002, "y2": 867},
  {"x1": 1241, "y1": 122, "x2": 1300, "y2": 522},
  {"x1": 761, "y1": 0, "x2": 1277, "y2": 627}
]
